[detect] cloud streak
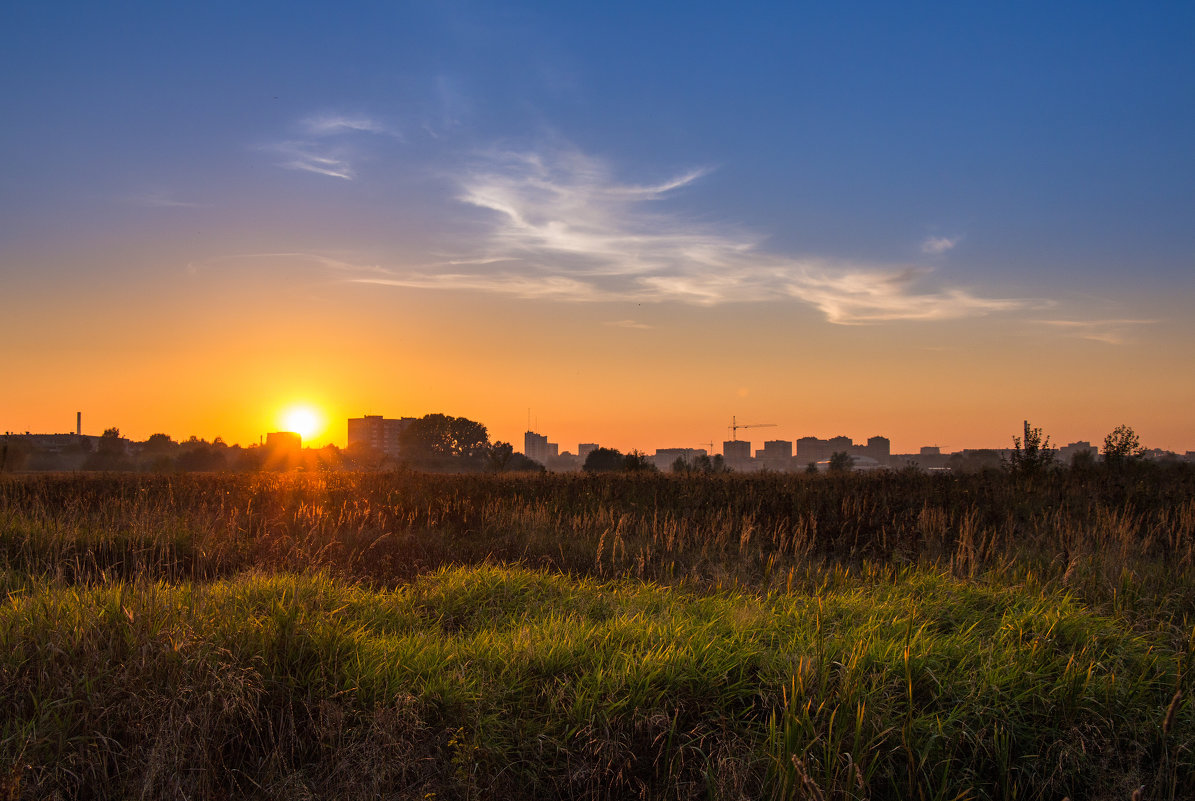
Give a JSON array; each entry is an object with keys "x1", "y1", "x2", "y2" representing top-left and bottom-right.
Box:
[
  {"x1": 346, "y1": 147, "x2": 1035, "y2": 324},
  {"x1": 786, "y1": 268, "x2": 1025, "y2": 324},
  {"x1": 269, "y1": 141, "x2": 356, "y2": 179},
  {"x1": 126, "y1": 190, "x2": 206, "y2": 208},
  {"x1": 265, "y1": 112, "x2": 393, "y2": 180},
  {"x1": 1034, "y1": 318, "x2": 1157, "y2": 345},
  {"x1": 301, "y1": 113, "x2": 390, "y2": 137}
]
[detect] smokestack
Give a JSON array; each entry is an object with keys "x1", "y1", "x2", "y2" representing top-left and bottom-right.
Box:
[{"x1": 76, "y1": 412, "x2": 81, "y2": 436}]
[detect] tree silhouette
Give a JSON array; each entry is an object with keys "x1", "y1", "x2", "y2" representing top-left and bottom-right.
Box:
[
  {"x1": 1103, "y1": 424, "x2": 1145, "y2": 468},
  {"x1": 583, "y1": 447, "x2": 625, "y2": 472},
  {"x1": 1005, "y1": 420, "x2": 1054, "y2": 474},
  {"x1": 399, "y1": 414, "x2": 490, "y2": 470},
  {"x1": 84, "y1": 428, "x2": 130, "y2": 470},
  {"x1": 1070, "y1": 449, "x2": 1096, "y2": 471},
  {"x1": 828, "y1": 451, "x2": 854, "y2": 472},
  {"x1": 486, "y1": 441, "x2": 544, "y2": 472},
  {"x1": 672, "y1": 453, "x2": 729, "y2": 474},
  {"x1": 622, "y1": 451, "x2": 657, "y2": 472}
]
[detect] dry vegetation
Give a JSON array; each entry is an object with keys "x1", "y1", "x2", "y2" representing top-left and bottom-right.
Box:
[{"x1": 1, "y1": 467, "x2": 1193, "y2": 799}]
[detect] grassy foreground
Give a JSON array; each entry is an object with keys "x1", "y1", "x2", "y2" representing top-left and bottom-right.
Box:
[{"x1": 1, "y1": 470, "x2": 1193, "y2": 799}]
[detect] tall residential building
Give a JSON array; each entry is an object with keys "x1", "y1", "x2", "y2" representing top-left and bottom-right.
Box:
[
  {"x1": 759, "y1": 440, "x2": 793, "y2": 458},
  {"x1": 796, "y1": 437, "x2": 829, "y2": 464},
  {"x1": 347, "y1": 415, "x2": 413, "y2": 457},
  {"x1": 722, "y1": 440, "x2": 751, "y2": 463},
  {"x1": 827, "y1": 435, "x2": 853, "y2": 453},
  {"x1": 866, "y1": 435, "x2": 891, "y2": 462},
  {"x1": 524, "y1": 431, "x2": 556, "y2": 464},
  {"x1": 756, "y1": 440, "x2": 794, "y2": 471},
  {"x1": 578, "y1": 443, "x2": 599, "y2": 461}
]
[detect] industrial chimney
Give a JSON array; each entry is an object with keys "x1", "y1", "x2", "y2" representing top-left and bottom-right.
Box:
[{"x1": 76, "y1": 412, "x2": 81, "y2": 436}]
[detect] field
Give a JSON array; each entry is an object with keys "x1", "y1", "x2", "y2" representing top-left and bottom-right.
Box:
[{"x1": 1, "y1": 468, "x2": 1193, "y2": 800}]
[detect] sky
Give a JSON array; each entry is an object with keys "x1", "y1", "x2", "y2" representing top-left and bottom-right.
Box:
[{"x1": 2, "y1": 1, "x2": 1194, "y2": 454}]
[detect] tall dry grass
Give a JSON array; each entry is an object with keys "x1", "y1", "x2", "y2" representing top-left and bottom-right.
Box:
[{"x1": 2, "y1": 468, "x2": 1192, "y2": 614}]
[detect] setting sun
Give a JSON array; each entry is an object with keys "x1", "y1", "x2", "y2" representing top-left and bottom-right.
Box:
[{"x1": 279, "y1": 405, "x2": 324, "y2": 442}]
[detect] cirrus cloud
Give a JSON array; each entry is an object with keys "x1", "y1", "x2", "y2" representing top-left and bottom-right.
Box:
[
  {"x1": 349, "y1": 146, "x2": 1037, "y2": 324},
  {"x1": 264, "y1": 112, "x2": 394, "y2": 180}
]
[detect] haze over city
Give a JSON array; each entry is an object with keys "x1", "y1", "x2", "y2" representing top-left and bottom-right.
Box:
[{"x1": 3, "y1": 2, "x2": 1193, "y2": 453}]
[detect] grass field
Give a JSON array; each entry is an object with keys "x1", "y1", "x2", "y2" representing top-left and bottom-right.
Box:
[{"x1": 1, "y1": 468, "x2": 1193, "y2": 799}]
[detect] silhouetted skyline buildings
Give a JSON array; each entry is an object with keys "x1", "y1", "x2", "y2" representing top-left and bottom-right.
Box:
[
  {"x1": 514, "y1": 426, "x2": 1191, "y2": 473},
  {"x1": 520, "y1": 430, "x2": 897, "y2": 472},
  {"x1": 347, "y1": 415, "x2": 414, "y2": 458},
  {"x1": 4, "y1": 412, "x2": 1195, "y2": 473}
]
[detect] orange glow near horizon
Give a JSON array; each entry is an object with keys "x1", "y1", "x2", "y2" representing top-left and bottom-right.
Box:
[{"x1": 1, "y1": 267, "x2": 1193, "y2": 455}]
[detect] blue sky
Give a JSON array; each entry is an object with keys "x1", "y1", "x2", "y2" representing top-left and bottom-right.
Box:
[
  {"x1": 6, "y1": 2, "x2": 1193, "y2": 277},
  {"x1": 2, "y1": 1, "x2": 1194, "y2": 449}
]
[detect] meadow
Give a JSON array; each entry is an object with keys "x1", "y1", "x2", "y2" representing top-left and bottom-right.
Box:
[{"x1": 1, "y1": 467, "x2": 1192, "y2": 800}]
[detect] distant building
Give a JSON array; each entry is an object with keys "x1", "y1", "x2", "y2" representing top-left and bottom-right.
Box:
[
  {"x1": 796, "y1": 437, "x2": 828, "y2": 464},
  {"x1": 1143, "y1": 448, "x2": 1182, "y2": 463},
  {"x1": 1057, "y1": 441, "x2": 1098, "y2": 464},
  {"x1": 347, "y1": 415, "x2": 413, "y2": 457},
  {"x1": 797, "y1": 436, "x2": 854, "y2": 464},
  {"x1": 920, "y1": 446, "x2": 941, "y2": 457},
  {"x1": 3, "y1": 432, "x2": 106, "y2": 453},
  {"x1": 266, "y1": 431, "x2": 301, "y2": 451},
  {"x1": 756, "y1": 440, "x2": 793, "y2": 471},
  {"x1": 722, "y1": 440, "x2": 753, "y2": 469},
  {"x1": 759, "y1": 440, "x2": 792, "y2": 458},
  {"x1": 865, "y1": 436, "x2": 891, "y2": 463},
  {"x1": 524, "y1": 430, "x2": 558, "y2": 465},
  {"x1": 827, "y1": 435, "x2": 853, "y2": 454},
  {"x1": 0, "y1": 431, "x2": 109, "y2": 471},
  {"x1": 578, "y1": 443, "x2": 599, "y2": 461},
  {"x1": 723, "y1": 440, "x2": 751, "y2": 460}
]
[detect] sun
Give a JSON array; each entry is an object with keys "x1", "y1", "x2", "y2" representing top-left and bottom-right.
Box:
[{"x1": 279, "y1": 405, "x2": 324, "y2": 442}]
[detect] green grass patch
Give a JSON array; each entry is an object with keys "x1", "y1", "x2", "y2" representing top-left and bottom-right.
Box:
[{"x1": 3, "y1": 565, "x2": 1191, "y2": 799}]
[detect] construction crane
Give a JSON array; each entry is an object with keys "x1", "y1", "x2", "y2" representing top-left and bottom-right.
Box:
[{"x1": 727, "y1": 416, "x2": 777, "y2": 441}]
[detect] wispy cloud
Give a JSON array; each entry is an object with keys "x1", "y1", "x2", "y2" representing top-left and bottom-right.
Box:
[
  {"x1": 125, "y1": 190, "x2": 206, "y2": 208},
  {"x1": 921, "y1": 235, "x2": 960, "y2": 255},
  {"x1": 342, "y1": 146, "x2": 1034, "y2": 324},
  {"x1": 1034, "y1": 318, "x2": 1157, "y2": 345},
  {"x1": 786, "y1": 267, "x2": 1026, "y2": 324},
  {"x1": 425, "y1": 74, "x2": 470, "y2": 137},
  {"x1": 301, "y1": 113, "x2": 390, "y2": 137},
  {"x1": 185, "y1": 252, "x2": 395, "y2": 278},
  {"x1": 265, "y1": 112, "x2": 394, "y2": 180},
  {"x1": 238, "y1": 143, "x2": 1042, "y2": 324},
  {"x1": 268, "y1": 141, "x2": 356, "y2": 180},
  {"x1": 604, "y1": 319, "x2": 653, "y2": 329}
]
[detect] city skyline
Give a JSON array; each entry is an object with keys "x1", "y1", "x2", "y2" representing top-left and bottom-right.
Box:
[
  {"x1": 3, "y1": 3, "x2": 1193, "y2": 453},
  {"x1": 5, "y1": 409, "x2": 1185, "y2": 463}
]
